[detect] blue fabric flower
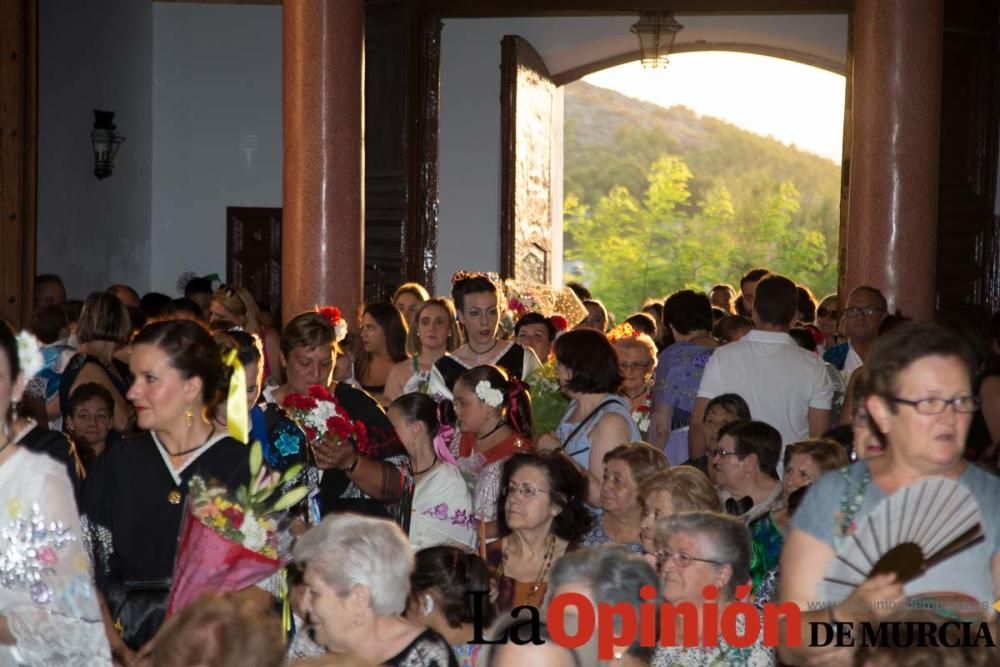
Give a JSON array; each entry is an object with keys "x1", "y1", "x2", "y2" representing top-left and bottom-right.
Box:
[{"x1": 274, "y1": 428, "x2": 303, "y2": 457}]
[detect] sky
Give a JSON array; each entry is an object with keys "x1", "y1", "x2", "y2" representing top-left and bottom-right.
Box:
[{"x1": 583, "y1": 51, "x2": 846, "y2": 164}]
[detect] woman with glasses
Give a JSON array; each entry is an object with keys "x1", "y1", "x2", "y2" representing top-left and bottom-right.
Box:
[
  {"x1": 816, "y1": 293, "x2": 840, "y2": 348},
  {"x1": 711, "y1": 421, "x2": 782, "y2": 523},
  {"x1": 581, "y1": 443, "x2": 668, "y2": 553},
  {"x1": 612, "y1": 332, "x2": 658, "y2": 440},
  {"x1": 651, "y1": 290, "x2": 719, "y2": 463},
  {"x1": 652, "y1": 512, "x2": 775, "y2": 666},
  {"x1": 781, "y1": 322, "x2": 1000, "y2": 667},
  {"x1": 487, "y1": 451, "x2": 593, "y2": 614}
]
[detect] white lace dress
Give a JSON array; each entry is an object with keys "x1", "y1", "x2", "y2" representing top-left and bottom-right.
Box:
[{"x1": 0, "y1": 448, "x2": 111, "y2": 666}]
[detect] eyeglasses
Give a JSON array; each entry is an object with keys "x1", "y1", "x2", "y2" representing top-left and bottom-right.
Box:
[
  {"x1": 708, "y1": 448, "x2": 739, "y2": 458},
  {"x1": 656, "y1": 549, "x2": 724, "y2": 570},
  {"x1": 889, "y1": 395, "x2": 979, "y2": 415},
  {"x1": 844, "y1": 306, "x2": 885, "y2": 319},
  {"x1": 506, "y1": 483, "x2": 551, "y2": 499},
  {"x1": 619, "y1": 361, "x2": 653, "y2": 371},
  {"x1": 817, "y1": 307, "x2": 838, "y2": 319}
]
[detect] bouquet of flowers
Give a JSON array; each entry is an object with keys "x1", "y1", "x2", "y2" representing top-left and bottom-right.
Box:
[
  {"x1": 166, "y1": 441, "x2": 308, "y2": 616},
  {"x1": 525, "y1": 358, "x2": 570, "y2": 435},
  {"x1": 283, "y1": 385, "x2": 371, "y2": 454}
]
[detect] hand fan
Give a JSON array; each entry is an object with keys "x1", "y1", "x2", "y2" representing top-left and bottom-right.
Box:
[{"x1": 821, "y1": 477, "x2": 984, "y2": 600}]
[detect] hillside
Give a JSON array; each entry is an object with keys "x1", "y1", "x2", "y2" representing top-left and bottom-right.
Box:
[{"x1": 563, "y1": 80, "x2": 841, "y2": 313}]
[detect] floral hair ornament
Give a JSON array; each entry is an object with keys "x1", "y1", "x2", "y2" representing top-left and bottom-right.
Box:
[
  {"x1": 222, "y1": 349, "x2": 249, "y2": 444},
  {"x1": 432, "y1": 401, "x2": 458, "y2": 466},
  {"x1": 316, "y1": 306, "x2": 348, "y2": 343},
  {"x1": 474, "y1": 380, "x2": 504, "y2": 408},
  {"x1": 607, "y1": 322, "x2": 640, "y2": 344},
  {"x1": 550, "y1": 315, "x2": 569, "y2": 332},
  {"x1": 15, "y1": 331, "x2": 44, "y2": 382}
]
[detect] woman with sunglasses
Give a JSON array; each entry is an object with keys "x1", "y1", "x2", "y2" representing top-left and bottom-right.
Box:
[
  {"x1": 487, "y1": 451, "x2": 593, "y2": 614},
  {"x1": 815, "y1": 294, "x2": 840, "y2": 349},
  {"x1": 652, "y1": 512, "x2": 775, "y2": 666},
  {"x1": 711, "y1": 421, "x2": 782, "y2": 523}
]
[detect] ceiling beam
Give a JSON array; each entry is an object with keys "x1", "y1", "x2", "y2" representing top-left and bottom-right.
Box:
[{"x1": 414, "y1": 0, "x2": 851, "y2": 18}]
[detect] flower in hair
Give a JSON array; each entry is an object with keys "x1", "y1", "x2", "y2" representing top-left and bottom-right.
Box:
[
  {"x1": 474, "y1": 380, "x2": 504, "y2": 408},
  {"x1": 316, "y1": 306, "x2": 348, "y2": 343},
  {"x1": 550, "y1": 315, "x2": 568, "y2": 332},
  {"x1": 15, "y1": 331, "x2": 44, "y2": 381},
  {"x1": 607, "y1": 322, "x2": 639, "y2": 343}
]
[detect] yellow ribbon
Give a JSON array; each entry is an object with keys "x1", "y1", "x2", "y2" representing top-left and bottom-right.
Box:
[{"x1": 223, "y1": 349, "x2": 249, "y2": 444}]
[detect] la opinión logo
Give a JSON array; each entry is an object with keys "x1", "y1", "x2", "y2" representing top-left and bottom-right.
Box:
[{"x1": 468, "y1": 586, "x2": 996, "y2": 659}]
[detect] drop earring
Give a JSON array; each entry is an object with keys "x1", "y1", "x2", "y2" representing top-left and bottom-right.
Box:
[
  {"x1": 184, "y1": 404, "x2": 194, "y2": 427},
  {"x1": 421, "y1": 594, "x2": 435, "y2": 616}
]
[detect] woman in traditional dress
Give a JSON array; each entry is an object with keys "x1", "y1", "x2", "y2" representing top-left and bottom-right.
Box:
[
  {"x1": 449, "y1": 365, "x2": 533, "y2": 531},
  {"x1": 0, "y1": 321, "x2": 113, "y2": 665},
  {"x1": 385, "y1": 298, "x2": 462, "y2": 402},
  {"x1": 431, "y1": 273, "x2": 540, "y2": 396},
  {"x1": 82, "y1": 318, "x2": 251, "y2": 650},
  {"x1": 389, "y1": 392, "x2": 476, "y2": 552},
  {"x1": 266, "y1": 309, "x2": 413, "y2": 525}
]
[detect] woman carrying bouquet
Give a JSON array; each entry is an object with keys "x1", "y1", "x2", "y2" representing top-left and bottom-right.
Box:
[
  {"x1": 449, "y1": 365, "x2": 533, "y2": 534},
  {"x1": 267, "y1": 309, "x2": 413, "y2": 527},
  {"x1": 82, "y1": 319, "x2": 251, "y2": 651}
]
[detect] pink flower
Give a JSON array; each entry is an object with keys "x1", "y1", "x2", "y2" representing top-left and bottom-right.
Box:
[{"x1": 37, "y1": 547, "x2": 58, "y2": 565}]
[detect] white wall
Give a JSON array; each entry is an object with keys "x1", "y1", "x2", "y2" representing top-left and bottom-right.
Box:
[
  {"x1": 38, "y1": 0, "x2": 153, "y2": 297},
  {"x1": 437, "y1": 14, "x2": 848, "y2": 290},
  {"x1": 151, "y1": 3, "x2": 283, "y2": 295}
]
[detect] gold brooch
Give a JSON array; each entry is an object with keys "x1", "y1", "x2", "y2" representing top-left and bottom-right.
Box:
[{"x1": 167, "y1": 489, "x2": 182, "y2": 505}]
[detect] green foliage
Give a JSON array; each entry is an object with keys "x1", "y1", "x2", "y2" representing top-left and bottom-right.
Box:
[{"x1": 564, "y1": 82, "x2": 840, "y2": 319}]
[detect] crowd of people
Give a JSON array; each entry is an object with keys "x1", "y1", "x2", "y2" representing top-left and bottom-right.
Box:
[{"x1": 0, "y1": 268, "x2": 998, "y2": 667}]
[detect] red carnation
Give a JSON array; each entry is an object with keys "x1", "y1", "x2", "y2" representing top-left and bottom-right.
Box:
[
  {"x1": 307, "y1": 384, "x2": 334, "y2": 401},
  {"x1": 317, "y1": 306, "x2": 342, "y2": 327},
  {"x1": 550, "y1": 315, "x2": 568, "y2": 332},
  {"x1": 282, "y1": 394, "x2": 317, "y2": 410},
  {"x1": 222, "y1": 506, "x2": 245, "y2": 530}
]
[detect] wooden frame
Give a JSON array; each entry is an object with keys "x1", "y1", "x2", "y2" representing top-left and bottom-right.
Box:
[
  {"x1": 0, "y1": 0, "x2": 37, "y2": 327},
  {"x1": 413, "y1": 0, "x2": 851, "y2": 17}
]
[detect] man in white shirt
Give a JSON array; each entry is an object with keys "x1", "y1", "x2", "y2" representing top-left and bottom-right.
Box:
[{"x1": 691, "y1": 274, "x2": 833, "y2": 459}]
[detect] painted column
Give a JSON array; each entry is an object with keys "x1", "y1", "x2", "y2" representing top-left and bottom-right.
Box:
[
  {"x1": 282, "y1": 0, "x2": 365, "y2": 324},
  {"x1": 845, "y1": 0, "x2": 943, "y2": 319}
]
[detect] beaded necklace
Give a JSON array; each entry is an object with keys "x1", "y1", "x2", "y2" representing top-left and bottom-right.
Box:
[
  {"x1": 497, "y1": 534, "x2": 557, "y2": 605},
  {"x1": 835, "y1": 465, "x2": 872, "y2": 541}
]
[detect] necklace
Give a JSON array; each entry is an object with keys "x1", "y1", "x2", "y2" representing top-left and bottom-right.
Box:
[
  {"x1": 497, "y1": 534, "x2": 557, "y2": 605},
  {"x1": 160, "y1": 427, "x2": 216, "y2": 505},
  {"x1": 624, "y1": 385, "x2": 650, "y2": 400},
  {"x1": 476, "y1": 420, "x2": 506, "y2": 441},
  {"x1": 411, "y1": 456, "x2": 438, "y2": 476},
  {"x1": 466, "y1": 339, "x2": 499, "y2": 363}
]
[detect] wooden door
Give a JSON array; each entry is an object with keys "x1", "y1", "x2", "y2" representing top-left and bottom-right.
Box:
[
  {"x1": 499, "y1": 35, "x2": 561, "y2": 284},
  {"x1": 227, "y1": 207, "x2": 282, "y2": 322}
]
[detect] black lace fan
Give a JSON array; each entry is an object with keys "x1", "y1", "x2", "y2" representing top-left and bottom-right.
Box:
[{"x1": 821, "y1": 477, "x2": 984, "y2": 599}]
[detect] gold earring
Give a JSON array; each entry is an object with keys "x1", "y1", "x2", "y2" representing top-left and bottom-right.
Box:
[{"x1": 184, "y1": 405, "x2": 194, "y2": 427}]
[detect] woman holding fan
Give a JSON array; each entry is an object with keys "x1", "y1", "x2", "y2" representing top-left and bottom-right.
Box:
[{"x1": 780, "y1": 322, "x2": 1000, "y2": 666}]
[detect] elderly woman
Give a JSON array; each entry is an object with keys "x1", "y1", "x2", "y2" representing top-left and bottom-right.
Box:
[
  {"x1": 582, "y1": 443, "x2": 669, "y2": 552},
  {"x1": 613, "y1": 332, "x2": 658, "y2": 440},
  {"x1": 639, "y1": 466, "x2": 724, "y2": 556},
  {"x1": 652, "y1": 290, "x2": 718, "y2": 461},
  {"x1": 487, "y1": 451, "x2": 593, "y2": 613},
  {"x1": 653, "y1": 512, "x2": 775, "y2": 666},
  {"x1": 685, "y1": 393, "x2": 752, "y2": 485},
  {"x1": 407, "y1": 547, "x2": 496, "y2": 666},
  {"x1": 266, "y1": 309, "x2": 412, "y2": 525},
  {"x1": 747, "y1": 439, "x2": 848, "y2": 594},
  {"x1": 538, "y1": 329, "x2": 640, "y2": 506},
  {"x1": 385, "y1": 298, "x2": 463, "y2": 401},
  {"x1": 295, "y1": 514, "x2": 457, "y2": 665},
  {"x1": 712, "y1": 420, "x2": 782, "y2": 522},
  {"x1": 780, "y1": 322, "x2": 1000, "y2": 666},
  {"x1": 546, "y1": 545, "x2": 662, "y2": 665}
]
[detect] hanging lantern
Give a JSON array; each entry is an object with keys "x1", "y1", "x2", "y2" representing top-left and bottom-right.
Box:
[
  {"x1": 630, "y1": 12, "x2": 684, "y2": 69},
  {"x1": 91, "y1": 110, "x2": 125, "y2": 180}
]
